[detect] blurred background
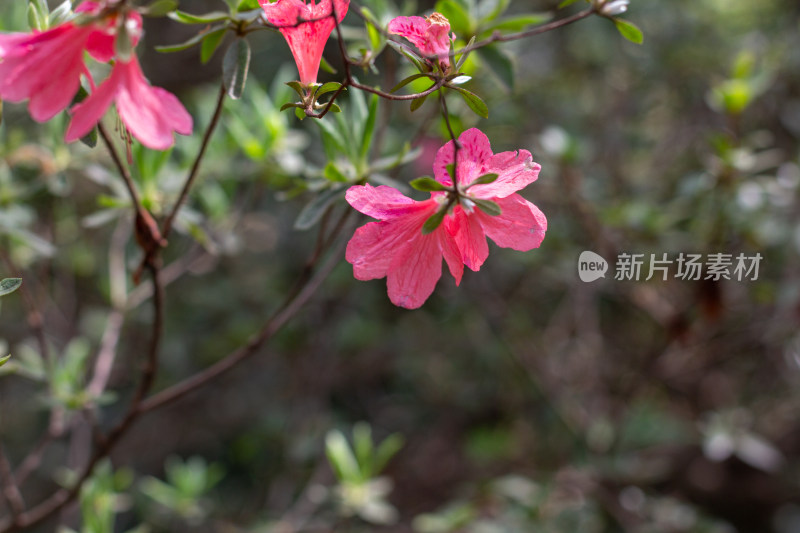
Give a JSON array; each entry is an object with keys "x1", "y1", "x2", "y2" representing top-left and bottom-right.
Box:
[{"x1": 1, "y1": 0, "x2": 800, "y2": 531}]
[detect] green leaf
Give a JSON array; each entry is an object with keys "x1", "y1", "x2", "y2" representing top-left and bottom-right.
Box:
[
  {"x1": 466, "y1": 173, "x2": 498, "y2": 188},
  {"x1": 324, "y1": 162, "x2": 350, "y2": 183},
  {"x1": 452, "y1": 87, "x2": 488, "y2": 118},
  {"x1": 434, "y1": 0, "x2": 472, "y2": 36},
  {"x1": 483, "y1": 13, "x2": 551, "y2": 33},
  {"x1": 115, "y1": 17, "x2": 134, "y2": 61},
  {"x1": 359, "y1": 94, "x2": 379, "y2": 160},
  {"x1": 319, "y1": 56, "x2": 337, "y2": 75},
  {"x1": 472, "y1": 198, "x2": 501, "y2": 216},
  {"x1": 0, "y1": 355, "x2": 10, "y2": 368},
  {"x1": 446, "y1": 163, "x2": 456, "y2": 180},
  {"x1": 410, "y1": 177, "x2": 448, "y2": 192},
  {"x1": 455, "y1": 35, "x2": 476, "y2": 72},
  {"x1": 391, "y1": 73, "x2": 431, "y2": 93},
  {"x1": 0, "y1": 278, "x2": 22, "y2": 297},
  {"x1": 476, "y1": 45, "x2": 513, "y2": 90},
  {"x1": 295, "y1": 186, "x2": 344, "y2": 230},
  {"x1": 558, "y1": 0, "x2": 582, "y2": 8},
  {"x1": 387, "y1": 41, "x2": 426, "y2": 73},
  {"x1": 27, "y1": 2, "x2": 45, "y2": 31},
  {"x1": 143, "y1": 0, "x2": 179, "y2": 17},
  {"x1": 231, "y1": 8, "x2": 263, "y2": 21},
  {"x1": 422, "y1": 209, "x2": 447, "y2": 234},
  {"x1": 168, "y1": 10, "x2": 230, "y2": 24},
  {"x1": 374, "y1": 434, "x2": 404, "y2": 474},
  {"x1": 80, "y1": 127, "x2": 98, "y2": 149},
  {"x1": 477, "y1": 0, "x2": 510, "y2": 23},
  {"x1": 223, "y1": 38, "x2": 251, "y2": 99},
  {"x1": 48, "y1": 0, "x2": 72, "y2": 26},
  {"x1": 315, "y1": 82, "x2": 344, "y2": 98},
  {"x1": 201, "y1": 27, "x2": 227, "y2": 63},
  {"x1": 613, "y1": 18, "x2": 644, "y2": 44},
  {"x1": 362, "y1": 7, "x2": 384, "y2": 52},
  {"x1": 156, "y1": 25, "x2": 225, "y2": 53},
  {"x1": 325, "y1": 430, "x2": 361, "y2": 482},
  {"x1": 238, "y1": 0, "x2": 261, "y2": 10},
  {"x1": 410, "y1": 93, "x2": 428, "y2": 112},
  {"x1": 0, "y1": 98, "x2": 3, "y2": 128}
]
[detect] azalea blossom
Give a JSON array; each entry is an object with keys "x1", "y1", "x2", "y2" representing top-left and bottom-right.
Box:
[
  {"x1": 0, "y1": 1, "x2": 140, "y2": 122},
  {"x1": 346, "y1": 128, "x2": 547, "y2": 309},
  {"x1": 387, "y1": 13, "x2": 455, "y2": 71},
  {"x1": 259, "y1": 0, "x2": 350, "y2": 86},
  {"x1": 65, "y1": 55, "x2": 193, "y2": 151}
]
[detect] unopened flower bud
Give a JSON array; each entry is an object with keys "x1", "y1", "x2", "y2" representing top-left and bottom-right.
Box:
[{"x1": 599, "y1": 0, "x2": 629, "y2": 16}]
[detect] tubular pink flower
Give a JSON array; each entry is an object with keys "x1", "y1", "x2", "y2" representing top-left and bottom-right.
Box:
[
  {"x1": 0, "y1": 1, "x2": 142, "y2": 122},
  {"x1": 345, "y1": 128, "x2": 547, "y2": 309},
  {"x1": 387, "y1": 13, "x2": 455, "y2": 70},
  {"x1": 65, "y1": 55, "x2": 193, "y2": 151},
  {"x1": 259, "y1": 0, "x2": 350, "y2": 86}
]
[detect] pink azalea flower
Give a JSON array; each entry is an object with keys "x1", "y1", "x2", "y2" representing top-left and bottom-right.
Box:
[
  {"x1": 0, "y1": 1, "x2": 141, "y2": 122},
  {"x1": 65, "y1": 55, "x2": 193, "y2": 151},
  {"x1": 387, "y1": 13, "x2": 455, "y2": 71},
  {"x1": 346, "y1": 128, "x2": 547, "y2": 309},
  {"x1": 259, "y1": 0, "x2": 350, "y2": 86}
]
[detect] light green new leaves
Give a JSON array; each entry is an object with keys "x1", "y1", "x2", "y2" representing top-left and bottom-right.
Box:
[{"x1": 613, "y1": 18, "x2": 644, "y2": 44}]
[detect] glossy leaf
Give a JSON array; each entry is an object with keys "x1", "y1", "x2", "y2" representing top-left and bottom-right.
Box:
[
  {"x1": 472, "y1": 198, "x2": 501, "y2": 216},
  {"x1": 614, "y1": 18, "x2": 644, "y2": 44},
  {"x1": 0, "y1": 278, "x2": 22, "y2": 297},
  {"x1": 201, "y1": 27, "x2": 227, "y2": 63},
  {"x1": 223, "y1": 38, "x2": 251, "y2": 99},
  {"x1": 168, "y1": 10, "x2": 229, "y2": 24},
  {"x1": 452, "y1": 87, "x2": 489, "y2": 118},
  {"x1": 143, "y1": 0, "x2": 179, "y2": 17},
  {"x1": 410, "y1": 177, "x2": 448, "y2": 192},
  {"x1": 476, "y1": 44, "x2": 513, "y2": 90}
]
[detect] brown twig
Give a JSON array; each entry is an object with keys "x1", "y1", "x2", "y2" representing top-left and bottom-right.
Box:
[{"x1": 161, "y1": 83, "x2": 227, "y2": 240}]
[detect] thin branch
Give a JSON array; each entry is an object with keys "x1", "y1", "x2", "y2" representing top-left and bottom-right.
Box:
[
  {"x1": 97, "y1": 123, "x2": 142, "y2": 209},
  {"x1": 0, "y1": 446, "x2": 25, "y2": 519},
  {"x1": 161, "y1": 83, "x2": 227, "y2": 239},
  {"x1": 0, "y1": 264, "x2": 165, "y2": 532},
  {"x1": 139, "y1": 213, "x2": 350, "y2": 413}
]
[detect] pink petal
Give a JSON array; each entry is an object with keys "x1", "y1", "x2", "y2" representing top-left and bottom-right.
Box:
[
  {"x1": 438, "y1": 227, "x2": 463, "y2": 285},
  {"x1": 474, "y1": 194, "x2": 547, "y2": 251},
  {"x1": 386, "y1": 227, "x2": 444, "y2": 309},
  {"x1": 470, "y1": 151, "x2": 541, "y2": 199},
  {"x1": 28, "y1": 58, "x2": 84, "y2": 122},
  {"x1": 114, "y1": 58, "x2": 193, "y2": 150},
  {"x1": 65, "y1": 63, "x2": 121, "y2": 142},
  {"x1": 387, "y1": 16, "x2": 430, "y2": 52},
  {"x1": 447, "y1": 206, "x2": 489, "y2": 272},
  {"x1": 261, "y1": 0, "x2": 348, "y2": 85},
  {"x1": 345, "y1": 195, "x2": 438, "y2": 280},
  {"x1": 433, "y1": 128, "x2": 493, "y2": 188},
  {"x1": 345, "y1": 184, "x2": 418, "y2": 220},
  {"x1": 0, "y1": 25, "x2": 92, "y2": 122}
]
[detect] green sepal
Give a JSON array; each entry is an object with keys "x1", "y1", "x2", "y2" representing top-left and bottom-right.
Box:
[
  {"x1": 410, "y1": 177, "x2": 448, "y2": 192},
  {"x1": 472, "y1": 198, "x2": 501, "y2": 216},
  {"x1": 422, "y1": 209, "x2": 447, "y2": 234},
  {"x1": 466, "y1": 173, "x2": 498, "y2": 188}
]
